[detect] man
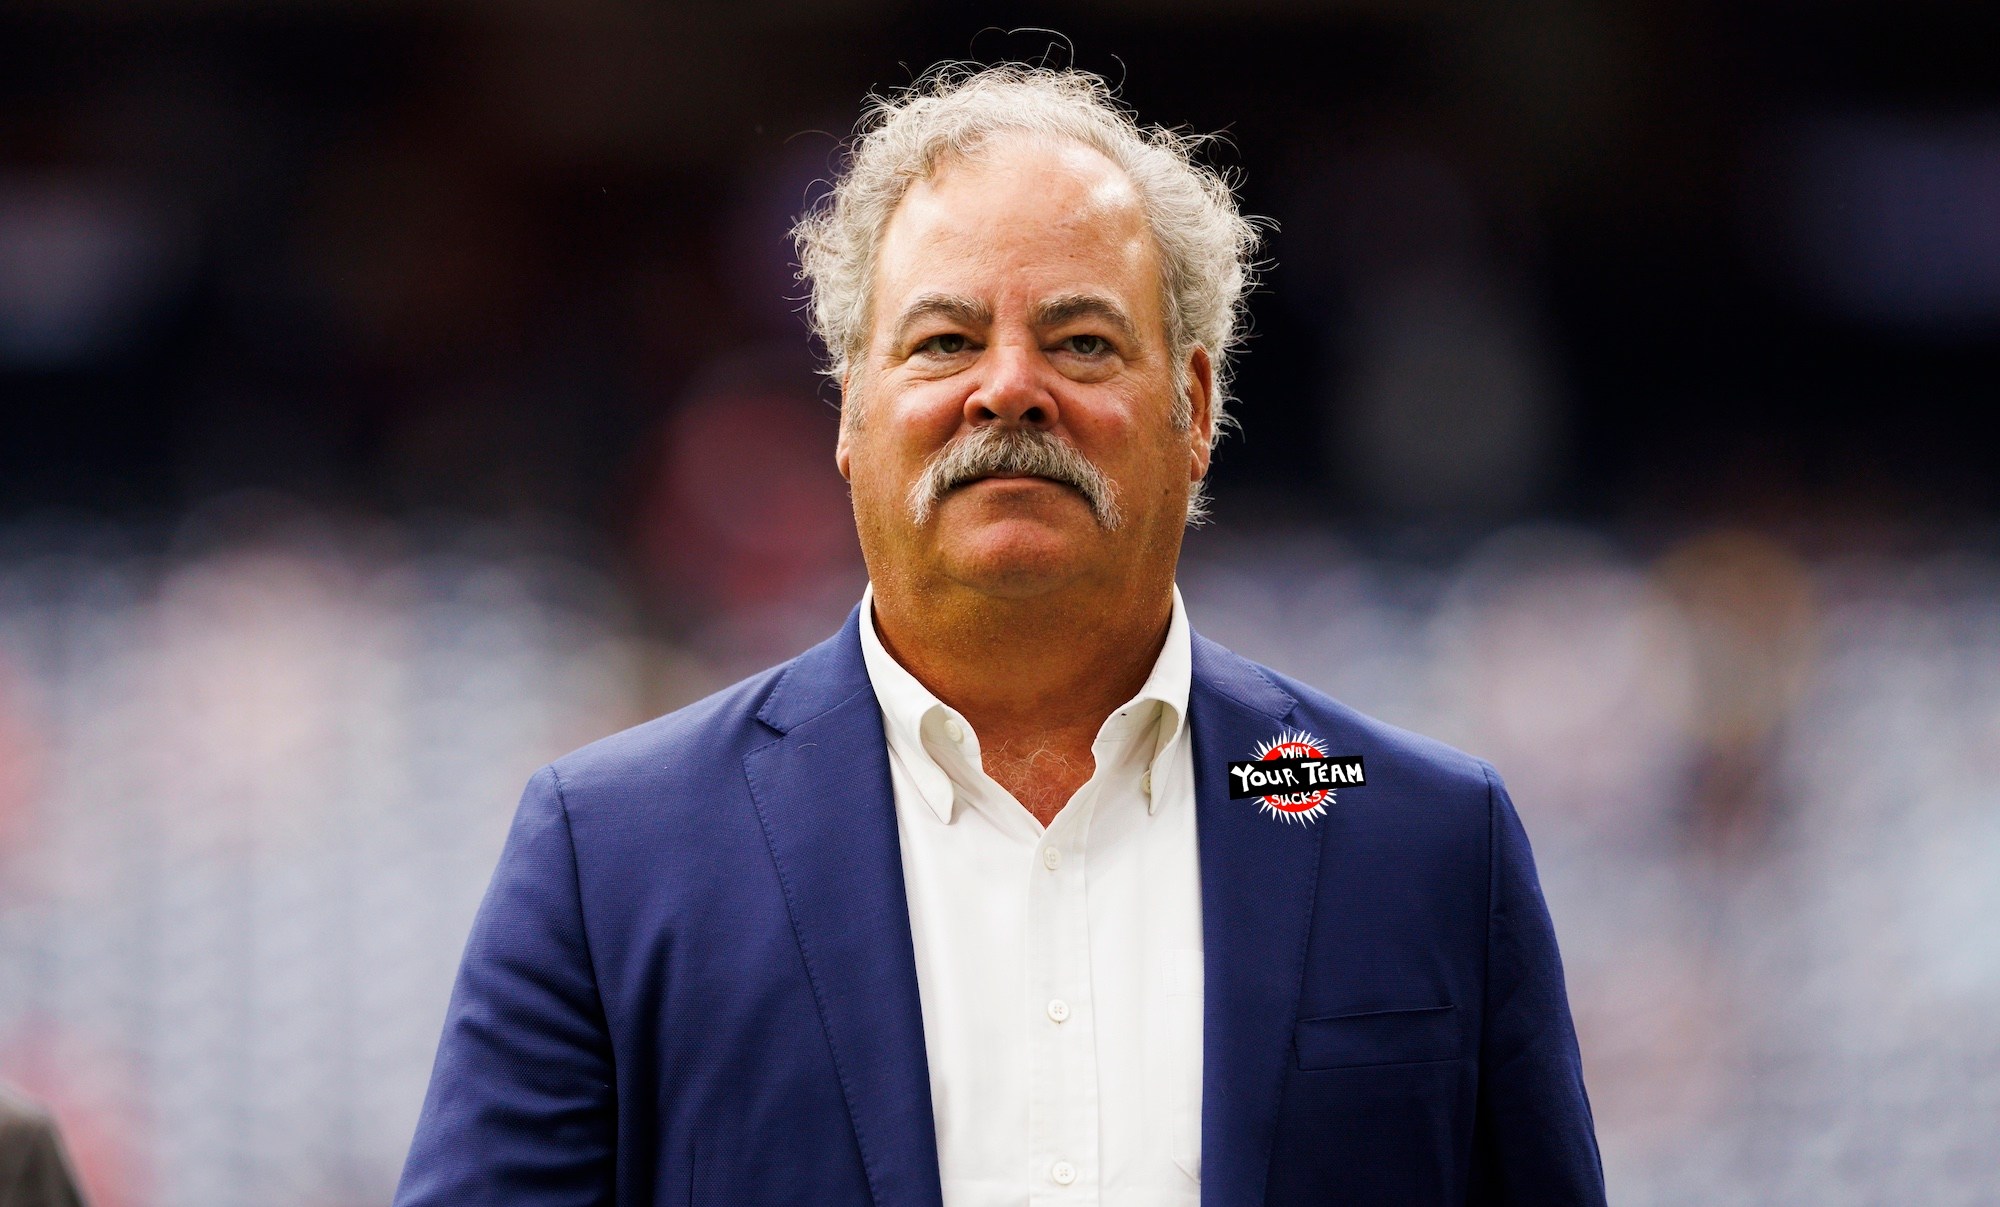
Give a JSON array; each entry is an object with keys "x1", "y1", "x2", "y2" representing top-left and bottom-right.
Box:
[{"x1": 396, "y1": 65, "x2": 1605, "y2": 1206}]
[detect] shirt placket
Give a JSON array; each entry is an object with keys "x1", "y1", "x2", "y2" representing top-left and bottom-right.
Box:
[{"x1": 1027, "y1": 786, "x2": 1101, "y2": 1203}]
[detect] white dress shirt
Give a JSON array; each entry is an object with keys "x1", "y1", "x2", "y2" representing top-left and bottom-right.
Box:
[{"x1": 858, "y1": 585, "x2": 1204, "y2": 1207}]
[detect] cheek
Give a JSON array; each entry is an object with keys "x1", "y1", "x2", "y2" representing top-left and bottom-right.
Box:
[
  {"x1": 844, "y1": 453, "x2": 910, "y2": 546},
  {"x1": 841, "y1": 431, "x2": 900, "y2": 502},
  {"x1": 869, "y1": 381, "x2": 968, "y2": 452},
  {"x1": 840, "y1": 400, "x2": 945, "y2": 501},
  {"x1": 1074, "y1": 387, "x2": 1179, "y2": 462},
  {"x1": 897, "y1": 371, "x2": 970, "y2": 415}
]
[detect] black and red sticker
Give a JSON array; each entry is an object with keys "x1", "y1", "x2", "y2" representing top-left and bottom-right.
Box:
[{"x1": 1227, "y1": 729, "x2": 1364, "y2": 824}]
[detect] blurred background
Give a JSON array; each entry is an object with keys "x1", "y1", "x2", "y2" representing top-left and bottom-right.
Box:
[{"x1": 2, "y1": 2, "x2": 1997, "y2": 1203}]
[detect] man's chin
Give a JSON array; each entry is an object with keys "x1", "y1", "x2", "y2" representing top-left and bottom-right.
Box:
[{"x1": 931, "y1": 511, "x2": 1103, "y2": 598}]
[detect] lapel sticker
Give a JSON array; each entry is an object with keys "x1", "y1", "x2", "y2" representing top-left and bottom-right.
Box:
[{"x1": 1228, "y1": 728, "x2": 1365, "y2": 825}]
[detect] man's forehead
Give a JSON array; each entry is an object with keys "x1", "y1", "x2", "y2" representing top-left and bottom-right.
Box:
[{"x1": 870, "y1": 136, "x2": 1161, "y2": 332}]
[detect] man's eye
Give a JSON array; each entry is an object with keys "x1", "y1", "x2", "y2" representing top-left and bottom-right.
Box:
[
  {"x1": 916, "y1": 334, "x2": 970, "y2": 356},
  {"x1": 1062, "y1": 334, "x2": 1112, "y2": 356}
]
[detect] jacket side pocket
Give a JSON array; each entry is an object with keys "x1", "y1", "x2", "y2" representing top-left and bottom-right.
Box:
[{"x1": 1294, "y1": 1004, "x2": 1461, "y2": 1071}]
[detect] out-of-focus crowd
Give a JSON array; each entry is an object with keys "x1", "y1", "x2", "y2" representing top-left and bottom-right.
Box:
[{"x1": 1, "y1": 509, "x2": 1995, "y2": 1206}]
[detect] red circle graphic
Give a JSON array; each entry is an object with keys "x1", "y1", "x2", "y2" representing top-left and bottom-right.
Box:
[{"x1": 1260, "y1": 738, "x2": 1329, "y2": 812}]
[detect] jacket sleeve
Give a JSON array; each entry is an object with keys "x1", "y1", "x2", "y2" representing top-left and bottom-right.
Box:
[
  {"x1": 1467, "y1": 767, "x2": 1607, "y2": 1205},
  {"x1": 395, "y1": 766, "x2": 617, "y2": 1206}
]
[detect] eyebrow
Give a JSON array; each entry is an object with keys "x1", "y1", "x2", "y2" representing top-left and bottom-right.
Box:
[
  {"x1": 1033, "y1": 293, "x2": 1140, "y2": 344},
  {"x1": 889, "y1": 293, "x2": 992, "y2": 348}
]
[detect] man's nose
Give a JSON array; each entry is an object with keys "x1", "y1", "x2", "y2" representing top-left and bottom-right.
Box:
[{"x1": 964, "y1": 344, "x2": 1059, "y2": 429}]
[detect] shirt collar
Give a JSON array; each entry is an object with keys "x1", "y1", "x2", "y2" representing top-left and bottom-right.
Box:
[
  {"x1": 1128, "y1": 586, "x2": 1192, "y2": 794},
  {"x1": 857, "y1": 584, "x2": 1193, "y2": 824},
  {"x1": 857, "y1": 585, "x2": 960, "y2": 824}
]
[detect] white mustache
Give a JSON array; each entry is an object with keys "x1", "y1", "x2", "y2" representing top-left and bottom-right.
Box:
[{"x1": 906, "y1": 426, "x2": 1122, "y2": 530}]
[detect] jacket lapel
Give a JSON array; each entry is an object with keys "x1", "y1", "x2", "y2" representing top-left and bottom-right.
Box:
[
  {"x1": 1190, "y1": 634, "x2": 1326, "y2": 1207},
  {"x1": 743, "y1": 609, "x2": 944, "y2": 1207}
]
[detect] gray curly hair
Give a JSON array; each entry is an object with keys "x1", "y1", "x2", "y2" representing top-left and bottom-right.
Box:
[{"x1": 792, "y1": 64, "x2": 1262, "y2": 445}]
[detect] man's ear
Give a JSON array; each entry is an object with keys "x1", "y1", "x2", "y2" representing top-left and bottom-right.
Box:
[
  {"x1": 835, "y1": 371, "x2": 854, "y2": 482},
  {"x1": 1185, "y1": 346, "x2": 1216, "y2": 482}
]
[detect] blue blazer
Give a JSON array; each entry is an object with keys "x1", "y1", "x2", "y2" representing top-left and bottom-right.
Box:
[{"x1": 396, "y1": 610, "x2": 1605, "y2": 1206}]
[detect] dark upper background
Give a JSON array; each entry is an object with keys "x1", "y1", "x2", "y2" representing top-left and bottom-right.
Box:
[{"x1": 5, "y1": 0, "x2": 1997, "y2": 549}]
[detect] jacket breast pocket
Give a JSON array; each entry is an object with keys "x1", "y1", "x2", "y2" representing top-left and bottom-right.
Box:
[{"x1": 1294, "y1": 1005, "x2": 1461, "y2": 1071}]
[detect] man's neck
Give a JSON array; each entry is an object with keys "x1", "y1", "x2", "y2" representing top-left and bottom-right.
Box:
[{"x1": 870, "y1": 580, "x2": 1174, "y2": 825}]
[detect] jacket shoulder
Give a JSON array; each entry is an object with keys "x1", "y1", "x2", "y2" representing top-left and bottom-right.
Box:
[
  {"x1": 541, "y1": 660, "x2": 790, "y2": 809},
  {"x1": 1217, "y1": 644, "x2": 1495, "y2": 798}
]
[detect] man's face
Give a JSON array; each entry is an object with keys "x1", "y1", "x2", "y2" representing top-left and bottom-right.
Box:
[{"x1": 837, "y1": 136, "x2": 1214, "y2": 603}]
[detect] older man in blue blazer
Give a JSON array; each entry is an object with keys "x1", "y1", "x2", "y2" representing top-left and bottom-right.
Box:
[{"x1": 396, "y1": 64, "x2": 1605, "y2": 1207}]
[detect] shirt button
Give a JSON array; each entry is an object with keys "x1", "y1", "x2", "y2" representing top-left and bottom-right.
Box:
[
  {"x1": 1051, "y1": 1160, "x2": 1077, "y2": 1186},
  {"x1": 1046, "y1": 998, "x2": 1070, "y2": 1023},
  {"x1": 1042, "y1": 846, "x2": 1062, "y2": 871},
  {"x1": 944, "y1": 718, "x2": 965, "y2": 743},
  {"x1": 1141, "y1": 768, "x2": 1153, "y2": 795}
]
